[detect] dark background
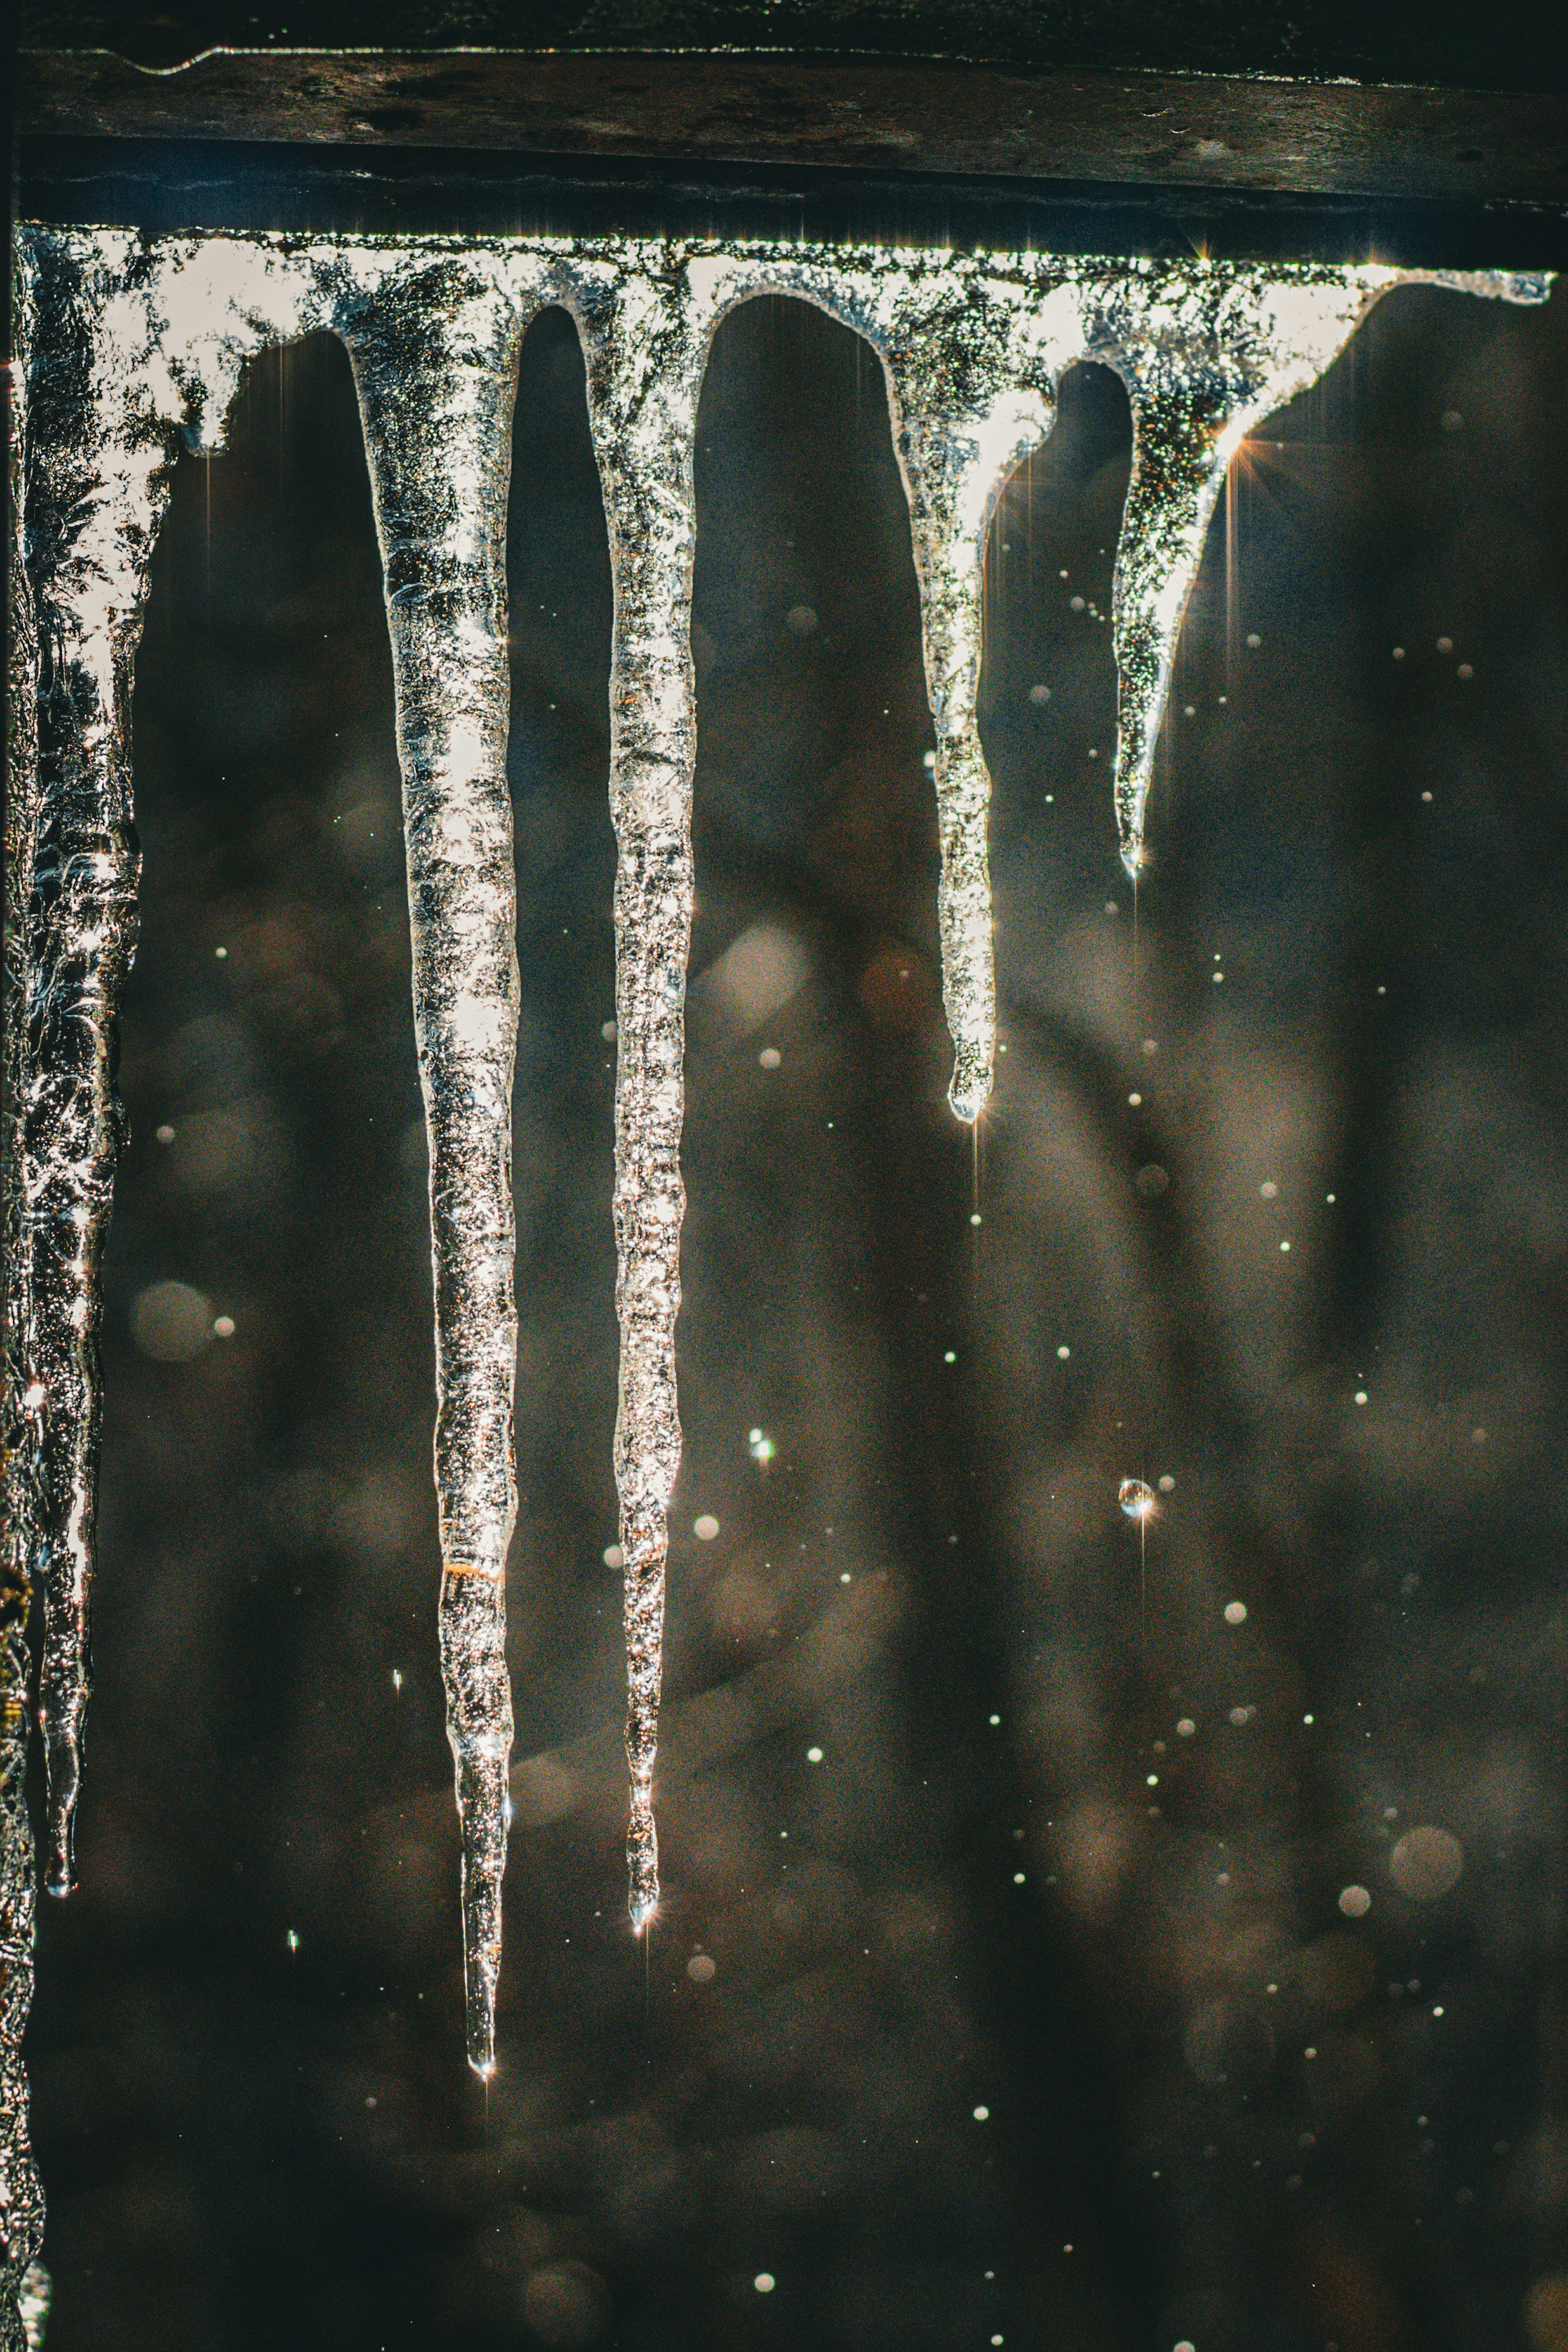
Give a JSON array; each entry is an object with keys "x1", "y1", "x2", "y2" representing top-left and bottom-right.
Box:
[
  {"x1": 16, "y1": 0, "x2": 1568, "y2": 94},
  {"x1": 20, "y1": 267, "x2": 1568, "y2": 2350}
]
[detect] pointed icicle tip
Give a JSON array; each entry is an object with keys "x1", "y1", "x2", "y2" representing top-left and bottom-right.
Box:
[
  {"x1": 45, "y1": 1741, "x2": 81, "y2": 1897},
  {"x1": 948, "y1": 1044, "x2": 991, "y2": 1127}
]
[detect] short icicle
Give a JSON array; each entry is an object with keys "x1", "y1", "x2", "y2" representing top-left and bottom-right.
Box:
[
  {"x1": 1092, "y1": 261, "x2": 1548, "y2": 877},
  {"x1": 883, "y1": 297, "x2": 1054, "y2": 1123},
  {"x1": 578, "y1": 255, "x2": 714, "y2": 1932},
  {"x1": 346, "y1": 256, "x2": 525, "y2": 2075}
]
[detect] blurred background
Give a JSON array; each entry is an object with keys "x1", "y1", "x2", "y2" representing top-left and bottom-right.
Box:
[{"x1": 22, "y1": 269, "x2": 1568, "y2": 2351}]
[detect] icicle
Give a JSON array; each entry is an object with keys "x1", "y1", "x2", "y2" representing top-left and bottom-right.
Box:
[
  {"x1": 13, "y1": 234, "x2": 182, "y2": 1903},
  {"x1": 877, "y1": 281, "x2": 1060, "y2": 1122},
  {"x1": 2, "y1": 259, "x2": 51, "y2": 2352},
  {"x1": 345, "y1": 256, "x2": 526, "y2": 2073},
  {"x1": 1093, "y1": 262, "x2": 1550, "y2": 878},
  {"x1": 7, "y1": 231, "x2": 329, "y2": 1935},
  {"x1": 576, "y1": 256, "x2": 718, "y2": 1932},
  {"x1": 4, "y1": 222, "x2": 330, "y2": 2348}
]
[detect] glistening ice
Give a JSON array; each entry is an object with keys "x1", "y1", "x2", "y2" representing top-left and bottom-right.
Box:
[{"x1": 5, "y1": 225, "x2": 1544, "y2": 2321}]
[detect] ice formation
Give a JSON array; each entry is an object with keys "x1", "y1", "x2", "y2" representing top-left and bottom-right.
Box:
[{"x1": 4, "y1": 221, "x2": 1545, "y2": 2311}]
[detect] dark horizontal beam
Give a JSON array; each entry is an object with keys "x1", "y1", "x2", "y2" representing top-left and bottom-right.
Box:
[
  {"x1": 18, "y1": 49, "x2": 1568, "y2": 211},
  {"x1": 19, "y1": 132, "x2": 1568, "y2": 275}
]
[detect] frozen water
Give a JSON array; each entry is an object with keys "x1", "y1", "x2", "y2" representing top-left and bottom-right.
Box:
[
  {"x1": 5, "y1": 228, "x2": 1546, "y2": 2291},
  {"x1": 343, "y1": 253, "x2": 529, "y2": 2075}
]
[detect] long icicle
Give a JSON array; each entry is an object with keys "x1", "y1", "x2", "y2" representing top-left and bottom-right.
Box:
[
  {"x1": 578, "y1": 257, "x2": 714, "y2": 1932},
  {"x1": 346, "y1": 256, "x2": 525, "y2": 2074},
  {"x1": 14, "y1": 234, "x2": 182, "y2": 1903},
  {"x1": 2, "y1": 230, "x2": 50, "y2": 2352}
]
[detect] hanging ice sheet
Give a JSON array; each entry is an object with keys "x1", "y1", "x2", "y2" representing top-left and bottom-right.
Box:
[{"x1": 6, "y1": 235, "x2": 1545, "y2": 2253}]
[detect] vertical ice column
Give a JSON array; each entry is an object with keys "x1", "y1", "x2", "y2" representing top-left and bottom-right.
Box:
[
  {"x1": 1, "y1": 302, "x2": 46, "y2": 2352},
  {"x1": 578, "y1": 259, "x2": 713, "y2": 1929},
  {"x1": 3, "y1": 223, "x2": 182, "y2": 2348},
  {"x1": 10, "y1": 236, "x2": 187, "y2": 1904},
  {"x1": 345, "y1": 260, "x2": 523, "y2": 2074},
  {"x1": 1091, "y1": 265, "x2": 1552, "y2": 878},
  {"x1": 1, "y1": 268, "x2": 47, "y2": 2352},
  {"x1": 883, "y1": 320, "x2": 1052, "y2": 1123},
  {"x1": 1105, "y1": 359, "x2": 1245, "y2": 881}
]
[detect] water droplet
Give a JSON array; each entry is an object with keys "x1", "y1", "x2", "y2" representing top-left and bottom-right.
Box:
[
  {"x1": 1029, "y1": 682, "x2": 1051, "y2": 704},
  {"x1": 806, "y1": 1746, "x2": 823, "y2": 1763},
  {"x1": 1245, "y1": 632, "x2": 1261, "y2": 648},
  {"x1": 603, "y1": 1543, "x2": 624, "y2": 1569},
  {"x1": 213, "y1": 1314, "x2": 236, "y2": 1338},
  {"x1": 1338, "y1": 1884, "x2": 1372, "y2": 1917},
  {"x1": 687, "y1": 1953, "x2": 716, "y2": 1983},
  {"x1": 758, "y1": 1046, "x2": 781, "y2": 1069},
  {"x1": 1056, "y1": 1345, "x2": 1071, "y2": 1359},
  {"x1": 1354, "y1": 1391, "x2": 1368, "y2": 1406},
  {"x1": 754, "y1": 2273, "x2": 776, "y2": 2294},
  {"x1": 1457, "y1": 662, "x2": 1473, "y2": 679},
  {"x1": 1223, "y1": 1600, "x2": 1247, "y2": 1625},
  {"x1": 1070, "y1": 594, "x2": 1085, "y2": 611},
  {"x1": 601, "y1": 1018, "x2": 617, "y2": 1041},
  {"x1": 1259, "y1": 1179, "x2": 1278, "y2": 1198},
  {"x1": 1157, "y1": 1474, "x2": 1175, "y2": 1493},
  {"x1": 693, "y1": 1515, "x2": 719, "y2": 1541},
  {"x1": 1393, "y1": 646, "x2": 1405, "y2": 660},
  {"x1": 1437, "y1": 636, "x2": 1453, "y2": 654},
  {"x1": 973, "y1": 2105, "x2": 990, "y2": 2121},
  {"x1": 155, "y1": 1123, "x2": 175, "y2": 1144},
  {"x1": 1136, "y1": 1164, "x2": 1169, "y2": 1196},
  {"x1": 131, "y1": 1280, "x2": 213, "y2": 1363},
  {"x1": 1119, "y1": 1478, "x2": 1155, "y2": 1520},
  {"x1": 1176, "y1": 1718, "x2": 1196, "y2": 1736},
  {"x1": 786, "y1": 604, "x2": 817, "y2": 635},
  {"x1": 1390, "y1": 1825, "x2": 1463, "y2": 1900}
]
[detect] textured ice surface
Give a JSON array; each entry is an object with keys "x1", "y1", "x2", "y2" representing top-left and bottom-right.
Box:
[{"x1": 7, "y1": 228, "x2": 1545, "y2": 2241}]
